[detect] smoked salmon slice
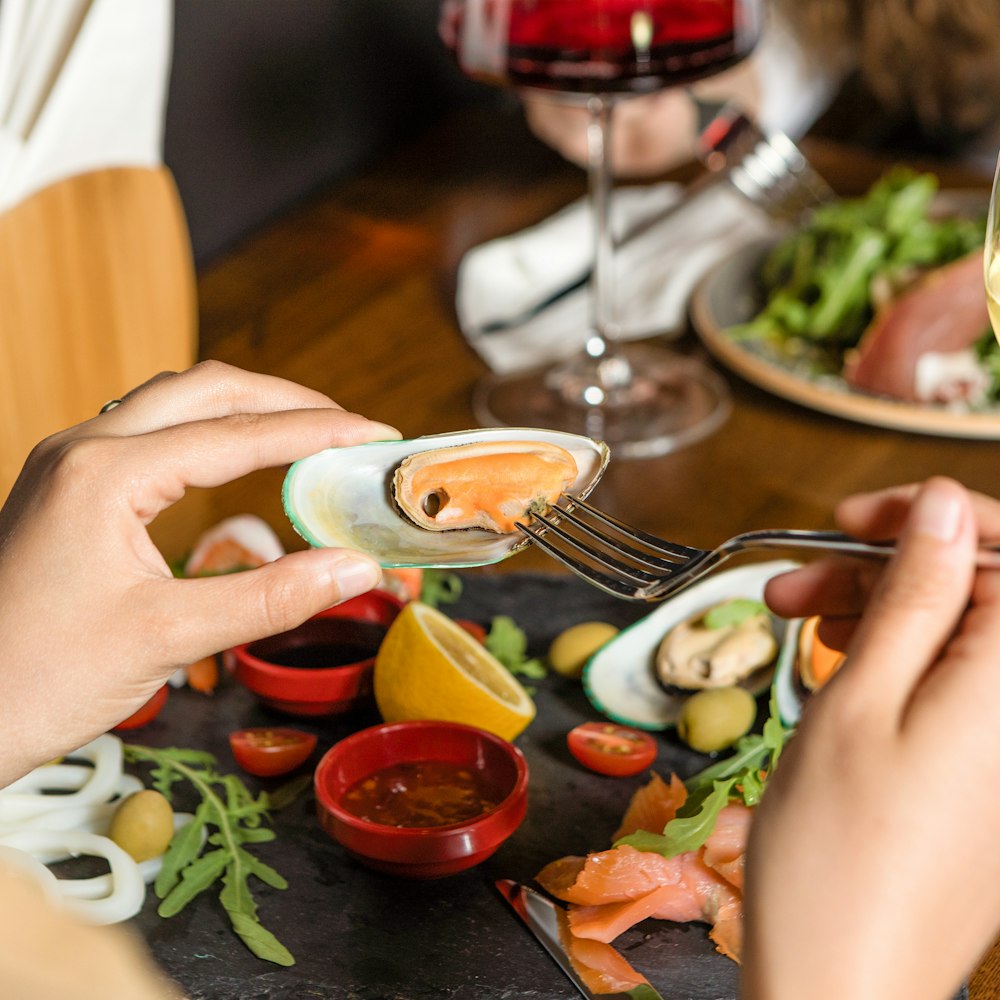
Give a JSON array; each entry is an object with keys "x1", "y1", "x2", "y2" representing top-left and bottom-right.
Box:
[
  {"x1": 702, "y1": 803, "x2": 752, "y2": 890},
  {"x1": 612, "y1": 770, "x2": 687, "y2": 841},
  {"x1": 537, "y1": 845, "x2": 684, "y2": 906},
  {"x1": 557, "y1": 910, "x2": 653, "y2": 994},
  {"x1": 536, "y1": 772, "x2": 753, "y2": 964}
]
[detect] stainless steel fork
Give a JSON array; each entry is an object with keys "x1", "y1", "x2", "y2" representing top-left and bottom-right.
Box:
[
  {"x1": 518, "y1": 494, "x2": 1000, "y2": 602},
  {"x1": 694, "y1": 101, "x2": 835, "y2": 223}
]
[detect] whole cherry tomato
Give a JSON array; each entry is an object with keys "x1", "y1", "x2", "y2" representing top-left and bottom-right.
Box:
[
  {"x1": 113, "y1": 685, "x2": 169, "y2": 731},
  {"x1": 229, "y1": 727, "x2": 317, "y2": 777},
  {"x1": 567, "y1": 721, "x2": 657, "y2": 777}
]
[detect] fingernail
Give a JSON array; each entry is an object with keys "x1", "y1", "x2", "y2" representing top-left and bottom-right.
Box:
[
  {"x1": 912, "y1": 482, "x2": 963, "y2": 543},
  {"x1": 328, "y1": 553, "x2": 382, "y2": 595},
  {"x1": 365, "y1": 422, "x2": 402, "y2": 441}
]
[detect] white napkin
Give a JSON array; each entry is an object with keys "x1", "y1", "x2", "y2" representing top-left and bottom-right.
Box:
[
  {"x1": 0, "y1": 0, "x2": 172, "y2": 213},
  {"x1": 457, "y1": 179, "x2": 779, "y2": 374}
]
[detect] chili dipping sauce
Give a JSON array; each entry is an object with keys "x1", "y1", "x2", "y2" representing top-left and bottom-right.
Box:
[{"x1": 340, "y1": 759, "x2": 499, "y2": 828}]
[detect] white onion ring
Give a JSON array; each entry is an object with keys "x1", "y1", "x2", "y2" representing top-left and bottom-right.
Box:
[
  {"x1": 0, "y1": 736, "x2": 193, "y2": 924},
  {"x1": 0, "y1": 830, "x2": 145, "y2": 924},
  {"x1": 0, "y1": 844, "x2": 62, "y2": 906},
  {"x1": 0, "y1": 735, "x2": 123, "y2": 823},
  {"x1": 46, "y1": 812, "x2": 197, "y2": 899},
  {"x1": 0, "y1": 772, "x2": 145, "y2": 849}
]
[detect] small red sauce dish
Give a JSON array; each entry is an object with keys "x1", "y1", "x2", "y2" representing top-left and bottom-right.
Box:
[
  {"x1": 314, "y1": 720, "x2": 529, "y2": 878},
  {"x1": 112, "y1": 684, "x2": 169, "y2": 731},
  {"x1": 225, "y1": 589, "x2": 402, "y2": 716}
]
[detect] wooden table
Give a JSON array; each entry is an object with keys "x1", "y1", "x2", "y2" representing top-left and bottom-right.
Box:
[{"x1": 150, "y1": 105, "x2": 1000, "y2": 997}]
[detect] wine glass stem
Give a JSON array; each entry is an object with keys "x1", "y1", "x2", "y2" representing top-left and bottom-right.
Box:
[
  {"x1": 546, "y1": 93, "x2": 637, "y2": 412},
  {"x1": 587, "y1": 93, "x2": 617, "y2": 356}
]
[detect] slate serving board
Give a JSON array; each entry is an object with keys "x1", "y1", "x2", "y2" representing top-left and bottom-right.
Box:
[{"x1": 128, "y1": 572, "x2": 966, "y2": 1000}]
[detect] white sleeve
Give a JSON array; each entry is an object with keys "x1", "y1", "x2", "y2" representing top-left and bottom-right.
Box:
[{"x1": 752, "y1": 10, "x2": 844, "y2": 139}]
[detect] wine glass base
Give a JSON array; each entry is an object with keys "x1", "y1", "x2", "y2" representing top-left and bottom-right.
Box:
[{"x1": 472, "y1": 344, "x2": 731, "y2": 459}]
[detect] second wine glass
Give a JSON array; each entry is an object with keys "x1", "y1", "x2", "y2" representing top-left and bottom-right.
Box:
[
  {"x1": 443, "y1": 0, "x2": 761, "y2": 457},
  {"x1": 985, "y1": 151, "x2": 1000, "y2": 341}
]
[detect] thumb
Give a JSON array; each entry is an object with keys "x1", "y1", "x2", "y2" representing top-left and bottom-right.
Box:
[
  {"x1": 840, "y1": 477, "x2": 976, "y2": 713},
  {"x1": 157, "y1": 548, "x2": 384, "y2": 663}
]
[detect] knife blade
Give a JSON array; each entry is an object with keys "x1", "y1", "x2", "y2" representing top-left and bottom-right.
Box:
[{"x1": 495, "y1": 879, "x2": 665, "y2": 1000}]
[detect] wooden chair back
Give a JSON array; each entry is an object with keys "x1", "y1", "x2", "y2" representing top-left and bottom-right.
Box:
[{"x1": 0, "y1": 165, "x2": 196, "y2": 498}]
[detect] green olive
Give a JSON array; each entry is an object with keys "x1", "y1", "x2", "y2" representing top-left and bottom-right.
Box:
[
  {"x1": 676, "y1": 686, "x2": 757, "y2": 754},
  {"x1": 548, "y1": 621, "x2": 619, "y2": 679},
  {"x1": 109, "y1": 789, "x2": 174, "y2": 862}
]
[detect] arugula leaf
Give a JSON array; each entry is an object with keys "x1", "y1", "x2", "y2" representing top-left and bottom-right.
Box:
[
  {"x1": 616, "y1": 779, "x2": 737, "y2": 857},
  {"x1": 760, "y1": 686, "x2": 787, "y2": 774},
  {"x1": 485, "y1": 615, "x2": 546, "y2": 679},
  {"x1": 419, "y1": 569, "x2": 463, "y2": 608},
  {"x1": 159, "y1": 849, "x2": 229, "y2": 917},
  {"x1": 264, "y1": 774, "x2": 313, "y2": 812},
  {"x1": 154, "y1": 804, "x2": 208, "y2": 897},
  {"x1": 702, "y1": 598, "x2": 768, "y2": 630},
  {"x1": 613, "y1": 688, "x2": 794, "y2": 858},
  {"x1": 125, "y1": 744, "x2": 308, "y2": 966}
]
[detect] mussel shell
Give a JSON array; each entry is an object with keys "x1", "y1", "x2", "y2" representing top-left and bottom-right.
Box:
[
  {"x1": 582, "y1": 561, "x2": 799, "y2": 731},
  {"x1": 282, "y1": 428, "x2": 609, "y2": 568}
]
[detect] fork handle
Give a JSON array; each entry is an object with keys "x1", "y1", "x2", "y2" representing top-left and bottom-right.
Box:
[{"x1": 734, "y1": 529, "x2": 1000, "y2": 568}]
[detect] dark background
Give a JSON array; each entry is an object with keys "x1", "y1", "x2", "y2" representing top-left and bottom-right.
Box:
[{"x1": 164, "y1": 0, "x2": 493, "y2": 266}]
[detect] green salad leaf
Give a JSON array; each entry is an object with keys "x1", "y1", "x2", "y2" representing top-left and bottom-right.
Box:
[
  {"x1": 702, "y1": 598, "x2": 768, "y2": 630},
  {"x1": 485, "y1": 615, "x2": 547, "y2": 680},
  {"x1": 419, "y1": 568, "x2": 463, "y2": 608},
  {"x1": 731, "y1": 167, "x2": 986, "y2": 359},
  {"x1": 124, "y1": 744, "x2": 309, "y2": 966},
  {"x1": 614, "y1": 688, "x2": 793, "y2": 858}
]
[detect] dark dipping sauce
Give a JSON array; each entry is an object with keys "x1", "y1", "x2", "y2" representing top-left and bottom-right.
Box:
[
  {"x1": 340, "y1": 760, "x2": 499, "y2": 828},
  {"x1": 248, "y1": 619, "x2": 387, "y2": 669}
]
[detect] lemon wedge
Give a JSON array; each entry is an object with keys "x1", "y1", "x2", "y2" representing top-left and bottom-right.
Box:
[{"x1": 374, "y1": 602, "x2": 536, "y2": 741}]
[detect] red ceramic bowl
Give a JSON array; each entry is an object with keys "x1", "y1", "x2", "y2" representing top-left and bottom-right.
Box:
[
  {"x1": 225, "y1": 590, "x2": 402, "y2": 716},
  {"x1": 314, "y1": 720, "x2": 529, "y2": 878}
]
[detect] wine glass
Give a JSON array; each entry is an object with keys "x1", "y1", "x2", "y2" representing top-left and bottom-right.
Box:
[
  {"x1": 441, "y1": 0, "x2": 761, "y2": 458},
  {"x1": 986, "y1": 152, "x2": 1000, "y2": 339}
]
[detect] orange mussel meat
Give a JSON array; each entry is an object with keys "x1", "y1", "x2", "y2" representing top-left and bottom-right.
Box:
[{"x1": 393, "y1": 441, "x2": 578, "y2": 534}]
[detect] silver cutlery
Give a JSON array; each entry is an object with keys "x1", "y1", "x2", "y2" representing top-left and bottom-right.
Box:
[
  {"x1": 518, "y1": 494, "x2": 1000, "y2": 602},
  {"x1": 496, "y1": 879, "x2": 665, "y2": 1000},
  {"x1": 694, "y1": 100, "x2": 835, "y2": 222}
]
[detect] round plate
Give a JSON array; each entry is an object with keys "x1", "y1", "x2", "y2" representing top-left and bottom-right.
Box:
[
  {"x1": 582, "y1": 560, "x2": 799, "y2": 731},
  {"x1": 691, "y1": 239, "x2": 1000, "y2": 439}
]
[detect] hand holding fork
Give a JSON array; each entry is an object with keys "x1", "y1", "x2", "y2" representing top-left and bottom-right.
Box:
[{"x1": 520, "y1": 486, "x2": 1000, "y2": 603}]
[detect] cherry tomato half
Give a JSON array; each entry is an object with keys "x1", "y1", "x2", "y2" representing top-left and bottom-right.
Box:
[
  {"x1": 113, "y1": 685, "x2": 169, "y2": 731},
  {"x1": 455, "y1": 619, "x2": 488, "y2": 643},
  {"x1": 567, "y1": 722, "x2": 657, "y2": 777},
  {"x1": 229, "y1": 727, "x2": 317, "y2": 778}
]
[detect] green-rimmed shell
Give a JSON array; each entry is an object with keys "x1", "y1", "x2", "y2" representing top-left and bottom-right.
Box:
[
  {"x1": 582, "y1": 560, "x2": 799, "y2": 731},
  {"x1": 282, "y1": 427, "x2": 609, "y2": 568}
]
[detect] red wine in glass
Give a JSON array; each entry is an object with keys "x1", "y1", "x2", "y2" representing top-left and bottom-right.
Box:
[
  {"x1": 442, "y1": 0, "x2": 761, "y2": 458},
  {"x1": 445, "y1": 0, "x2": 756, "y2": 95}
]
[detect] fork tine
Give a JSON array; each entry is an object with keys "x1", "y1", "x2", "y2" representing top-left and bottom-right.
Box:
[
  {"x1": 562, "y1": 495, "x2": 703, "y2": 562},
  {"x1": 515, "y1": 520, "x2": 653, "y2": 602},
  {"x1": 551, "y1": 504, "x2": 687, "y2": 574},
  {"x1": 523, "y1": 510, "x2": 661, "y2": 586}
]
